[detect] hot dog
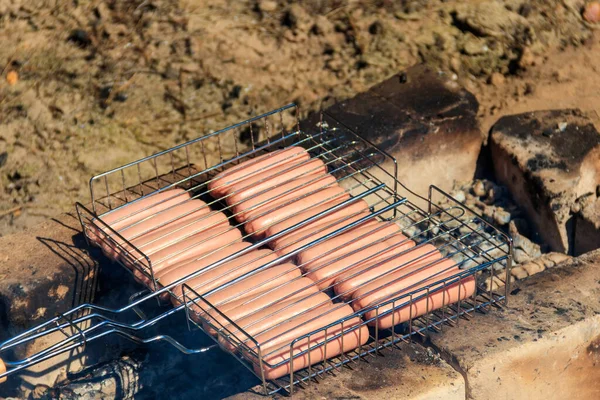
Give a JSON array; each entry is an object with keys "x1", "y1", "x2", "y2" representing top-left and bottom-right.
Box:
[
  {"x1": 102, "y1": 199, "x2": 212, "y2": 260},
  {"x1": 218, "y1": 292, "x2": 333, "y2": 352},
  {"x1": 271, "y1": 211, "x2": 376, "y2": 257},
  {"x1": 350, "y1": 255, "x2": 475, "y2": 328},
  {"x1": 90, "y1": 189, "x2": 193, "y2": 255},
  {"x1": 246, "y1": 303, "x2": 369, "y2": 380},
  {"x1": 137, "y1": 225, "x2": 243, "y2": 276},
  {"x1": 200, "y1": 277, "x2": 320, "y2": 336},
  {"x1": 333, "y1": 233, "x2": 417, "y2": 298},
  {"x1": 98, "y1": 188, "x2": 190, "y2": 230},
  {"x1": 162, "y1": 244, "x2": 277, "y2": 299},
  {"x1": 223, "y1": 158, "x2": 328, "y2": 206},
  {"x1": 183, "y1": 262, "x2": 302, "y2": 317},
  {"x1": 244, "y1": 186, "x2": 349, "y2": 237},
  {"x1": 119, "y1": 210, "x2": 229, "y2": 265},
  {"x1": 232, "y1": 174, "x2": 337, "y2": 223},
  {"x1": 297, "y1": 222, "x2": 404, "y2": 289},
  {"x1": 209, "y1": 147, "x2": 310, "y2": 198}
]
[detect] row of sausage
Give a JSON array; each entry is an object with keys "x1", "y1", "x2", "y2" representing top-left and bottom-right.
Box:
[{"x1": 89, "y1": 146, "x2": 475, "y2": 379}]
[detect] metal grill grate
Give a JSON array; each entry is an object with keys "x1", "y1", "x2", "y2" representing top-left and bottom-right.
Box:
[{"x1": 0, "y1": 104, "x2": 512, "y2": 395}]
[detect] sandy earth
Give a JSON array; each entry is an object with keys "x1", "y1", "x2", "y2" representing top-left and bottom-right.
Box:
[{"x1": 0, "y1": 0, "x2": 599, "y2": 235}]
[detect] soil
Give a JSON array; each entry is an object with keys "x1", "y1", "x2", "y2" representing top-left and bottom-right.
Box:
[{"x1": 0, "y1": 0, "x2": 599, "y2": 235}]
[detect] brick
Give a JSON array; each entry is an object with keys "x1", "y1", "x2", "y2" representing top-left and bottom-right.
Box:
[
  {"x1": 226, "y1": 342, "x2": 465, "y2": 400},
  {"x1": 0, "y1": 214, "x2": 99, "y2": 391},
  {"x1": 490, "y1": 109, "x2": 600, "y2": 253},
  {"x1": 316, "y1": 64, "x2": 483, "y2": 208},
  {"x1": 429, "y1": 249, "x2": 600, "y2": 400}
]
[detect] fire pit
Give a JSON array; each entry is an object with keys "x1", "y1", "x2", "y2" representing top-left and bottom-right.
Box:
[{"x1": 0, "y1": 104, "x2": 511, "y2": 395}]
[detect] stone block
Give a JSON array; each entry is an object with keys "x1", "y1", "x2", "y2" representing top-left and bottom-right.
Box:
[
  {"x1": 316, "y1": 64, "x2": 483, "y2": 207},
  {"x1": 226, "y1": 342, "x2": 465, "y2": 400},
  {"x1": 0, "y1": 214, "x2": 99, "y2": 393},
  {"x1": 429, "y1": 249, "x2": 600, "y2": 400},
  {"x1": 575, "y1": 197, "x2": 600, "y2": 256},
  {"x1": 490, "y1": 109, "x2": 600, "y2": 253}
]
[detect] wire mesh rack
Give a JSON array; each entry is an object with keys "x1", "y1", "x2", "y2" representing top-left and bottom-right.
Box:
[{"x1": 0, "y1": 104, "x2": 512, "y2": 395}]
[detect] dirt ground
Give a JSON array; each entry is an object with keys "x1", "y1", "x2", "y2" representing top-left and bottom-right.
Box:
[{"x1": 0, "y1": 0, "x2": 599, "y2": 235}]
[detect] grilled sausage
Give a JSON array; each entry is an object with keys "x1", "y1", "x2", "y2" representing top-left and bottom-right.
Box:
[
  {"x1": 218, "y1": 292, "x2": 333, "y2": 352},
  {"x1": 183, "y1": 261, "x2": 302, "y2": 329},
  {"x1": 224, "y1": 158, "x2": 328, "y2": 206},
  {"x1": 137, "y1": 225, "x2": 243, "y2": 276},
  {"x1": 90, "y1": 189, "x2": 193, "y2": 255},
  {"x1": 232, "y1": 174, "x2": 337, "y2": 223},
  {"x1": 332, "y1": 233, "x2": 416, "y2": 298},
  {"x1": 246, "y1": 303, "x2": 369, "y2": 380},
  {"x1": 263, "y1": 198, "x2": 371, "y2": 242},
  {"x1": 244, "y1": 186, "x2": 349, "y2": 237},
  {"x1": 298, "y1": 222, "x2": 404, "y2": 289},
  {"x1": 162, "y1": 244, "x2": 277, "y2": 298},
  {"x1": 350, "y1": 256, "x2": 475, "y2": 328},
  {"x1": 209, "y1": 147, "x2": 310, "y2": 198},
  {"x1": 272, "y1": 212, "x2": 376, "y2": 258},
  {"x1": 102, "y1": 199, "x2": 212, "y2": 260},
  {"x1": 201, "y1": 277, "x2": 320, "y2": 336},
  {"x1": 99, "y1": 188, "x2": 190, "y2": 230},
  {"x1": 119, "y1": 210, "x2": 229, "y2": 265}
]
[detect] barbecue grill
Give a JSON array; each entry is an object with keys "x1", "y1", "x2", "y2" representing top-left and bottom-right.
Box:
[{"x1": 0, "y1": 104, "x2": 512, "y2": 395}]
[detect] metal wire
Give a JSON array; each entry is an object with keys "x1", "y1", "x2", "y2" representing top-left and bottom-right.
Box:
[{"x1": 0, "y1": 104, "x2": 512, "y2": 396}]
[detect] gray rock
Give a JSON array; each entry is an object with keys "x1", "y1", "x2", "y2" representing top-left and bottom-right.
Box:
[{"x1": 490, "y1": 109, "x2": 600, "y2": 253}]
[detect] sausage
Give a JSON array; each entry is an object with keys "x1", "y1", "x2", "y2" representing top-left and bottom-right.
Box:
[
  {"x1": 263, "y1": 198, "x2": 371, "y2": 242},
  {"x1": 161, "y1": 245, "x2": 277, "y2": 297},
  {"x1": 218, "y1": 292, "x2": 333, "y2": 352},
  {"x1": 333, "y1": 233, "x2": 417, "y2": 298},
  {"x1": 232, "y1": 174, "x2": 337, "y2": 223},
  {"x1": 91, "y1": 188, "x2": 190, "y2": 249},
  {"x1": 272, "y1": 212, "x2": 376, "y2": 258},
  {"x1": 200, "y1": 277, "x2": 320, "y2": 336},
  {"x1": 244, "y1": 186, "x2": 349, "y2": 237},
  {"x1": 99, "y1": 188, "x2": 190, "y2": 229},
  {"x1": 352, "y1": 258, "x2": 475, "y2": 329},
  {"x1": 119, "y1": 210, "x2": 229, "y2": 265},
  {"x1": 245, "y1": 303, "x2": 369, "y2": 380},
  {"x1": 297, "y1": 222, "x2": 403, "y2": 289},
  {"x1": 184, "y1": 262, "x2": 302, "y2": 321},
  {"x1": 209, "y1": 147, "x2": 310, "y2": 198},
  {"x1": 135, "y1": 225, "x2": 243, "y2": 276},
  {"x1": 102, "y1": 199, "x2": 212, "y2": 260},
  {"x1": 222, "y1": 158, "x2": 328, "y2": 206}
]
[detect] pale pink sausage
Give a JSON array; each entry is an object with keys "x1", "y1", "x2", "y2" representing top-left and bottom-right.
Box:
[
  {"x1": 138, "y1": 225, "x2": 243, "y2": 276},
  {"x1": 297, "y1": 222, "x2": 403, "y2": 289},
  {"x1": 209, "y1": 147, "x2": 310, "y2": 198},
  {"x1": 119, "y1": 210, "x2": 229, "y2": 264},
  {"x1": 99, "y1": 188, "x2": 190, "y2": 229},
  {"x1": 244, "y1": 186, "x2": 349, "y2": 237},
  {"x1": 90, "y1": 188, "x2": 190, "y2": 250},
  {"x1": 333, "y1": 233, "x2": 417, "y2": 298},
  {"x1": 218, "y1": 292, "x2": 333, "y2": 352},
  {"x1": 222, "y1": 158, "x2": 328, "y2": 206},
  {"x1": 245, "y1": 303, "x2": 369, "y2": 380},
  {"x1": 102, "y1": 199, "x2": 212, "y2": 260},
  {"x1": 232, "y1": 174, "x2": 337, "y2": 223},
  {"x1": 272, "y1": 212, "x2": 376, "y2": 257},
  {"x1": 161, "y1": 245, "x2": 277, "y2": 298},
  {"x1": 185, "y1": 263, "x2": 302, "y2": 322},
  {"x1": 263, "y1": 197, "x2": 370, "y2": 241},
  {"x1": 200, "y1": 277, "x2": 320, "y2": 336},
  {"x1": 352, "y1": 258, "x2": 475, "y2": 329}
]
